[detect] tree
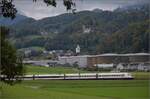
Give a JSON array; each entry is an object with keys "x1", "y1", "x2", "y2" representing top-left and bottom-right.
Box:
[
  {"x1": 0, "y1": 0, "x2": 76, "y2": 19},
  {"x1": 0, "y1": 26, "x2": 24, "y2": 85}
]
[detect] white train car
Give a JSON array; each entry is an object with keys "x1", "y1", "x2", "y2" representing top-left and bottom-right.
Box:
[
  {"x1": 23, "y1": 72, "x2": 133, "y2": 80},
  {"x1": 65, "y1": 73, "x2": 133, "y2": 80},
  {"x1": 98, "y1": 72, "x2": 133, "y2": 79}
]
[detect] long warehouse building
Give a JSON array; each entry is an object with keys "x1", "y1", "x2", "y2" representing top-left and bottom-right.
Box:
[{"x1": 58, "y1": 53, "x2": 150, "y2": 71}]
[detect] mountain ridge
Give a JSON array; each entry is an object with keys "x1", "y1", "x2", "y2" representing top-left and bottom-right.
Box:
[
  {"x1": 0, "y1": 14, "x2": 32, "y2": 26},
  {"x1": 0, "y1": 4, "x2": 149, "y2": 54}
]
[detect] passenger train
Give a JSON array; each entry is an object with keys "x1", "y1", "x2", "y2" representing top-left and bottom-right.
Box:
[{"x1": 23, "y1": 72, "x2": 133, "y2": 80}]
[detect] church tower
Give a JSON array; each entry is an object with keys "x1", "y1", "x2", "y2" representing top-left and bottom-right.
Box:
[{"x1": 76, "y1": 44, "x2": 80, "y2": 55}]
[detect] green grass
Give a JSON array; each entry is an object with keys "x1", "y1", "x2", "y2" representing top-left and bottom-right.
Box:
[
  {"x1": 25, "y1": 65, "x2": 88, "y2": 74},
  {"x1": 132, "y1": 72, "x2": 150, "y2": 79},
  {"x1": 2, "y1": 65, "x2": 148, "y2": 99},
  {"x1": 0, "y1": 80, "x2": 149, "y2": 99}
]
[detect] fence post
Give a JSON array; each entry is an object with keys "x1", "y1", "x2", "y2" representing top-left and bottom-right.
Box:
[
  {"x1": 96, "y1": 73, "x2": 98, "y2": 79},
  {"x1": 64, "y1": 74, "x2": 66, "y2": 80},
  {"x1": 79, "y1": 72, "x2": 80, "y2": 79},
  {"x1": 33, "y1": 75, "x2": 35, "y2": 80}
]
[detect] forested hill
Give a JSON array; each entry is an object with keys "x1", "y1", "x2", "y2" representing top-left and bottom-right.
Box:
[{"x1": 2, "y1": 4, "x2": 149, "y2": 54}]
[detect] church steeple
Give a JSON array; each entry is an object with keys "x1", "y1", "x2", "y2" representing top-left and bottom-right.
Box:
[{"x1": 76, "y1": 44, "x2": 80, "y2": 55}]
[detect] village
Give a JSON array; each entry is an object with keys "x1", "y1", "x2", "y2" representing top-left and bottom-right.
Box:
[{"x1": 23, "y1": 45, "x2": 150, "y2": 72}]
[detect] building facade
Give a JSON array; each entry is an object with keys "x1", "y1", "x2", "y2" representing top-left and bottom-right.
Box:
[{"x1": 58, "y1": 55, "x2": 88, "y2": 68}]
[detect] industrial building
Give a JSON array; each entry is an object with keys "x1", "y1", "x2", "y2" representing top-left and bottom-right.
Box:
[
  {"x1": 58, "y1": 53, "x2": 150, "y2": 71},
  {"x1": 23, "y1": 53, "x2": 150, "y2": 71},
  {"x1": 58, "y1": 55, "x2": 89, "y2": 68}
]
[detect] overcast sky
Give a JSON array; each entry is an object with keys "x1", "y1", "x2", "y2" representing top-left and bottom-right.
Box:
[{"x1": 14, "y1": 0, "x2": 149, "y2": 20}]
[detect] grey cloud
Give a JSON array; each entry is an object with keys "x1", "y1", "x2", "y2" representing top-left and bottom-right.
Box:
[{"x1": 14, "y1": 0, "x2": 149, "y2": 20}]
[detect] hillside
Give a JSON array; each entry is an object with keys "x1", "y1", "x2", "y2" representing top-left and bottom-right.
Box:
[{"x1": 1, "y1": 4, "x2": 149, "y2": 54}]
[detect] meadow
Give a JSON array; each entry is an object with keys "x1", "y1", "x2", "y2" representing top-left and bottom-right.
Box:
[
  {"x1": 0, "y1": 80, "x2": 149, "y2": 99},
  {"x1": 0, "y1": 65, "x2": 149, "y2": 99},
  {"x1": 25, "y1": 65, "x2": 87, "y2": 74}
]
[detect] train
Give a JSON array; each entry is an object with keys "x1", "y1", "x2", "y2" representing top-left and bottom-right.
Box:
[{"x1": 23, "y1": 72, "x2": 133, "y2": 80}]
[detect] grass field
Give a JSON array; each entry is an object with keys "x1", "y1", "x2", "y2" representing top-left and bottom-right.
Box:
[
  {"x1": 0, "y1": 65, "x2": 149, "y2": 99},
  {"x1": 0, "y1": 80, "x2": 149, "y2": 99},
  {"x1": 132, "y1": 72, "x2": 150, "y2": 79},
  {"x1": 25, "y1": 65, "x2": 88, "y2": 74}
]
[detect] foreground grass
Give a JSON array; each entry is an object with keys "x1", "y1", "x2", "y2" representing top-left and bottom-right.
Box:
[
  {"x1": 0, "y1": 80, "x2": 149, "y2": 99},
  {"x1": 1, "y1": 66, "x2": 149, "y2": 99}
]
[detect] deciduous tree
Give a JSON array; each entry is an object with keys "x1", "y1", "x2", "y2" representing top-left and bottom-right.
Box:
[{"x1": 0, "y1": 26, "x2": 24, "y2": 85}]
